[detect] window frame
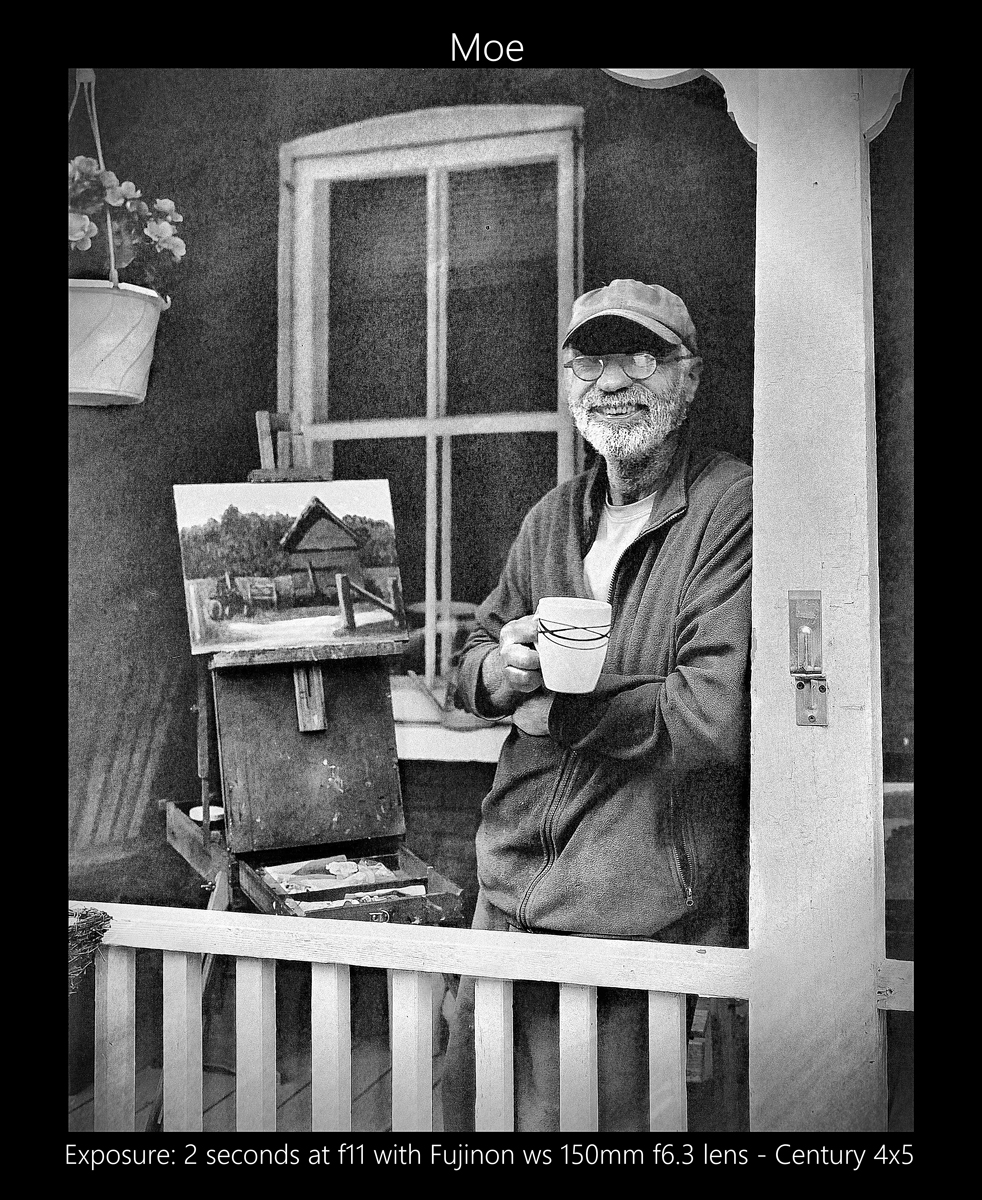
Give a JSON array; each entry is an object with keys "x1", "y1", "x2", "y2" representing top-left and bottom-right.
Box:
[{"x1": 279, "y1": 107, "x2": 584, "y2": 686}]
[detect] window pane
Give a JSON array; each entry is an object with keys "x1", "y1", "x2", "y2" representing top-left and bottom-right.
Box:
[
  {"x1": 321, "y1": 176, "x2": 428, "y2": 422},
  {"x1": 446, "y1": 163, "x2": 558, "y2": 416},
  {"x1": 332, "y1": 439, "x2": 427, "y2": 608},
  {"x1": 450, "y1": 433, "x2": 557, "y2": 605}
]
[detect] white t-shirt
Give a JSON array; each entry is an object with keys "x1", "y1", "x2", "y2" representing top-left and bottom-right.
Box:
[{"x1": 583, "y1": 491, "x2": 657, "y2": 603}]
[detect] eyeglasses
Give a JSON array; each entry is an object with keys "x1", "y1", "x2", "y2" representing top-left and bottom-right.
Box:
[{"x1": 563, "y1": 352, "x2": 697, "y2": 382}]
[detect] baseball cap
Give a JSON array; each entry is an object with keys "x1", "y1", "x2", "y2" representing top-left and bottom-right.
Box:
[{"x1": 563, "y1": 279, "x2": 698, "y2": 353}]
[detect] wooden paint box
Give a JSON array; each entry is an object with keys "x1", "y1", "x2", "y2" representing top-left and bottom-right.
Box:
[{"x1": 166, "y1": 642, "x2": 462, "y2": 927}]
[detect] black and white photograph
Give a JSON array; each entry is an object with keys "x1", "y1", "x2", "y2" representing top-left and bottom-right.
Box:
[{"x1": 69, "y1": 65, "x2": 913, "y2": 1155}]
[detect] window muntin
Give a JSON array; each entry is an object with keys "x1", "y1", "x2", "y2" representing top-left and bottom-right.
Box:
[{"x1": 285, "y1": 111, "x2": 582, "y2": 687}]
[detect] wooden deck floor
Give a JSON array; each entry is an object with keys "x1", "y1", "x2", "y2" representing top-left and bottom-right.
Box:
[{"x1": 69, "y1": 1035, "x2": 446, "y2": 1134}]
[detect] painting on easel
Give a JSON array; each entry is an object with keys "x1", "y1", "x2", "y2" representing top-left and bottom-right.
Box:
[{"x1": 173, "y1": 480, "x2": 408, "y2": 656}]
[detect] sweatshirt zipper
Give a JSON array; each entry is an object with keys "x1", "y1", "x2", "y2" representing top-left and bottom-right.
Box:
[
  {"x1": 604, "y1": 518, "x2": 694, "y2": 909},
  {"x1": 515, "y1": 748, "x2": 579, "y2": 929},
  {"x1": 603, "y1": 508, "x2": 679, "y2": 606},
  {"x1": 516, "y1": 501, "x2": 688, "y2": 927},
  {"x1": 669, "y1": 786, "x2": 695, "y2": 907},
  {"x1": 604, "y1": 529, "x2": 646, "y2": 607}
]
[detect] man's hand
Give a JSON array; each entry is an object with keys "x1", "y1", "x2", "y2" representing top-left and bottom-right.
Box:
[
  {"x1": 498, "y1": 615, "x2": 543, "y2": 694},
  {"x1": 477, "y1": 614, "x2": 545, "y2": 715},
  {"x1": 512, "y1": 689, "x2": 555, "y2": 736}
]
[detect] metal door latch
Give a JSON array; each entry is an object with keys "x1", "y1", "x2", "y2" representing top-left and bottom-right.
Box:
[{"x1": 789, "y1": 590, "x2": 828, "y2": 726}]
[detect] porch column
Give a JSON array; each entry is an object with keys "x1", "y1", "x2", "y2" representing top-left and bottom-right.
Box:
[{"x1": 749, "y1": 68, "x2": 884, "y2": 1131}]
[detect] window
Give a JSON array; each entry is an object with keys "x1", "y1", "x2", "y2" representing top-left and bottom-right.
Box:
[{"x1": 280, "y1": 107, "x2": 583, "y2": 686}]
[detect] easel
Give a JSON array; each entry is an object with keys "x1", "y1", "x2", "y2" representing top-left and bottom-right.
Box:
[{"x1": 148, "y1": 414, "x2": 460, "y2": 1131}]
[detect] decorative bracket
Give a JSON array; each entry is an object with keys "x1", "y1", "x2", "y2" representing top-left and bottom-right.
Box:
[
  {"x1": 601, "y1": 68, "x2": 911, "y2": 149},
  {"x1": 860, "y1": 68, "x2": 910, "y2": 141},
  {"x1": 601, "y1": 68, "x2": 758, "y2": 148}
]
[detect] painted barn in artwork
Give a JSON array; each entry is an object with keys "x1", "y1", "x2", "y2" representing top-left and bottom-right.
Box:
[{"x1": 280, "y1": 497, "x2": 363, "y2": 598}]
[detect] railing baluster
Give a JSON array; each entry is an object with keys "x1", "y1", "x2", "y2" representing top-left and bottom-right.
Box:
[
  {"x1": 94, "y1": 945, "x2": 136, "y2": 1131},
  {"x1": 161, "y1": 950, "x2": 203, "y2": 1131},
  {"x1": 558, "y1": 982, "x2": 597, "y2": 1130},
  {"x1": 77, "y1": 900, "x2": 760, "y2": 1133},
  {"x1": 311, "y1": 961, "x2": 351, "y2": 1131},
  {"x1": 235, "y1": 957, "x2": 277, "y2": 1131},
  {"x1": 474, "y1": 976, "x2": 514, "y2": 1131},
  {"x1": 390, "y1": 969, "x2": 432, "y2": 1131},
  {"x1": 647, "y1": 990, "x2": 688, "y2": 1131}
]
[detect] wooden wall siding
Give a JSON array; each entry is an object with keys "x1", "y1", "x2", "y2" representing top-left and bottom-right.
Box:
[
  {"x1": 70, "y1": 656, "x2": 186, "y2": 857},
  {"x1": 399, "y1": 760, "x2": 493, "y2": 925}
]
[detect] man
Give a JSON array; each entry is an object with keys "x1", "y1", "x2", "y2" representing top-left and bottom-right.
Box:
[{"x1": 443, "y1": 279, "x2": 752, "y2": 1131}]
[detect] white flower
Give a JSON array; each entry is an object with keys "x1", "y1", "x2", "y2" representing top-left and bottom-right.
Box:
[
  {"x1": 156, "y1": 234, "x2": 187, "y2": 261},
  {"x1": 69, "y1": 211, "x2": 98, "y2": 251},
  {"x1": 65, "y1": 159, "x2": 188, "y2": 277},
  {"x1": 105, "y1": 179, "x2": 142, "y2": 206},
  {"x1": 155, "y1": 198, "x2": 183, "y2": 223},
  {"x1": 145, "y1": 219, "x2": 176, "y2": 242},
  {"x1": 69, "y1": 156, "x2": 101, "y2": 183}
]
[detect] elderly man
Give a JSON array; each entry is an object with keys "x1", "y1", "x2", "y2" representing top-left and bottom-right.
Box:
[{"x1": 442, "y1": 279, "x2": 752, "y2": 1131}]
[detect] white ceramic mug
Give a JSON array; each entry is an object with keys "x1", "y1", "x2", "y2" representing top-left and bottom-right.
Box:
[{"x1": 535, "y1": 597, "x2": 612, "y2": 693}]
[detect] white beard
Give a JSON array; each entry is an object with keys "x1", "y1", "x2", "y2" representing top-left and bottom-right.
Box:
[{"x1": 568, "y1": 379, "x2": 691, "y2": 463}]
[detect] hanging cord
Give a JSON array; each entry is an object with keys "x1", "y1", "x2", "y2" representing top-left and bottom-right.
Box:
[
  {"x1": 67, "y1": 79, "x2": 81, "y2": 123},
  {"x1": 70, "y1": 68, "x2": 118, "y2": 285}
]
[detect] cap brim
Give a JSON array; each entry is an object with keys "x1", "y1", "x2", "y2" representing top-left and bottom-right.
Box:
[{"x1": 564, "y1": 310, "x2": 685, "y2": 348}]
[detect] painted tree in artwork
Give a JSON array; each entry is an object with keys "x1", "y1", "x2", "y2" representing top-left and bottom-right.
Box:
[
  {"x1": 339, "y1": 514, "x2": 398, "y2": 566},
  {"x1": 179, "y1": 507, "x2": 294, "y2": 579},
  {"x1": 180, "y1": 506, "x2": 397, "y2": 579}
]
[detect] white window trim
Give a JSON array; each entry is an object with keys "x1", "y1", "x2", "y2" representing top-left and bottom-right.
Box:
[{"x1": 279, "y1": 106, "x2": 584, "y2": 688}]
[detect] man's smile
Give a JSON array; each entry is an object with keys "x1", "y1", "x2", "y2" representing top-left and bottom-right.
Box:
[{"x1": 587, "y1": 393, "x2": 650, "y2": 420}]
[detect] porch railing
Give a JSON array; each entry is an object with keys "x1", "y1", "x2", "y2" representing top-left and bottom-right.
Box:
[{"x1": 71, "y1": 899, "x2": 753, "y2": 1134}]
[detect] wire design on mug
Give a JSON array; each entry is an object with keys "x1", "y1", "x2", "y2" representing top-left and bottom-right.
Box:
[{"x1": 537, "y1": 617, "x2": 611, "y2": 649}]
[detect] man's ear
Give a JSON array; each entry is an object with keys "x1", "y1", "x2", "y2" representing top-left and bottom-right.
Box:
[{"x1": 684, "y1": 355, "x2": 703, "y2": 400}]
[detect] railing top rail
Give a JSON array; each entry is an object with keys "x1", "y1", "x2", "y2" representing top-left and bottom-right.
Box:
[{"x1": 71, "y1": 900, "x2": 752, "y2": 999}]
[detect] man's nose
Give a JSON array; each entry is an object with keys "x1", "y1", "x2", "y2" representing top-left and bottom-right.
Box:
[{"x1": 597, "y1": 359, "x2": 632, "y2": 391}]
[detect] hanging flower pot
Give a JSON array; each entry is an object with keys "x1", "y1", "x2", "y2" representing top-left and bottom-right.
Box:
[
  {"x1": 69, "y1": 279, "x2": 170, "y2": 406},
  {"x1": 68, "y1": 68, "x2": 187, "y2": 407}
]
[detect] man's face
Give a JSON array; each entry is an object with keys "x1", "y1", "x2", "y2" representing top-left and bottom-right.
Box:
[{"x1": 565, "y1": 341, "x2": 699, "y2": 464}]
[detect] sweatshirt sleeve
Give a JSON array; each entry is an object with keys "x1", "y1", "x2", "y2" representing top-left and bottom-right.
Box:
[{"x1": 548, "y1": 475, "x2": 752, "y2": 768}]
